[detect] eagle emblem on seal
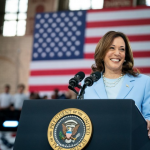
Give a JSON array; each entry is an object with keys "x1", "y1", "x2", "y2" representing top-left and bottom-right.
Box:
[{"x1": 59, "y1": 119, "x2": 80, "y2": 143}]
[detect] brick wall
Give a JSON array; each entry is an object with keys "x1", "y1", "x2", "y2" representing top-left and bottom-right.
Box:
[
  {"x1": 0, "y1": 36, "x2": 33, "y2": 93},
  {"x1": 0, "y1": 0, "x2": 58, "y2": 94}
]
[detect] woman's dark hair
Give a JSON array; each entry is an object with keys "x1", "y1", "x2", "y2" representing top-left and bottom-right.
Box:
[{"x1": 92, "y1": 31, "x2": 139, "y2": 76}]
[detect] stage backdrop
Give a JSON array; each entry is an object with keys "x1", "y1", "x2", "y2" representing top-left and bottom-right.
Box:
[{"x1": 28, "y1": 6, "x2": 150, "y2": 97}]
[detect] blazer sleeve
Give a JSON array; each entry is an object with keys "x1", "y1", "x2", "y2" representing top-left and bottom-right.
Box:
[{"x1": 142, "y1": 76, "x2": 150, "y2": 120}]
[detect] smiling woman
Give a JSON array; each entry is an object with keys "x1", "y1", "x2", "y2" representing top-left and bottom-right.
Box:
[
  {"x1": 103, "y1": 37, "x2": 126, "y2": 75},
  {"x1": 83, "y1": 31, "x2": 150, "y2": 139},
  {"x1": 92, "y1": 31, "x2": 138, "y2": 77}
]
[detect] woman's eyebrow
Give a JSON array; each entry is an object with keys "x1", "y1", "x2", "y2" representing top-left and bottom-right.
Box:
[{"x1": 110, "y1": 45, "x2": 125, "y2": 47}]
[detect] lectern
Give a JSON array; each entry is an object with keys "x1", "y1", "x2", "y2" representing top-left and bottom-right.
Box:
[{"x1": 14, "y1": 100, "x2": 150, "y2": 150}]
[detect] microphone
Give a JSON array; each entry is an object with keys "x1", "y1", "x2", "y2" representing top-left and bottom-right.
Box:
[
  {"x1": 78, "y1": 71, "x2": 101, "y2": 99},
  {"x1": 84, "y1": 71, "x2": 101, "y2": 87},
  {"x1": 69, "y1": 71, "x2": 85, "y2": 88}
]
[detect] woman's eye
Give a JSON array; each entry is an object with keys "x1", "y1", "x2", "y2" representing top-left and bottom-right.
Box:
[
  {"x1": 110, "y1": 47, "x2": 114, "y2": 49},
  {"x1": 120, "y1": 49, "x2": 125, "y2": 51}
]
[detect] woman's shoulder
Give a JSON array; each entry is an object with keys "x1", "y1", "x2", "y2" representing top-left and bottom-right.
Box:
[
  {"x1": 137, "y1": 73, "x2": 150, "y2": 80},
  {"x1": 126, "y1": 73, "x2": 150, "y2": 81}
]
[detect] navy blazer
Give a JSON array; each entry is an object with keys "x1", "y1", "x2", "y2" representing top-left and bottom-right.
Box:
[{"x1": 84, "y1": 73, "x2": 150, "y2": 120}]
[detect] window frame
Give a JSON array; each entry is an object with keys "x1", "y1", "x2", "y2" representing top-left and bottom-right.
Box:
[{"x1": 3, "y1": 0, "x2": 28, "y2": 37}]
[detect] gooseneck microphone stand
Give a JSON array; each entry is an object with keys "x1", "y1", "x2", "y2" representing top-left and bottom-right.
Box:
[
  {"x1": 68, "y1": 71, "x2": 101, "y2": 100},
  {"x1": 77, "y1": 71, "x2": 101, "y2": 99},
  {"x1": 77, "y1": 76, "x2": 94, "y2": 99},
  {"x1": 68, "y1": 83, "x2": 84, "y2": 99},
  {"x1": 77, "y1": 84, "x2": 86, "y2": 99}
]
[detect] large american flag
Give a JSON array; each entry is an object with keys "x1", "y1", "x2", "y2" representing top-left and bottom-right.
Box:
[{"x1": 29, "y1": 6, "x2": 150, "y2": 97}]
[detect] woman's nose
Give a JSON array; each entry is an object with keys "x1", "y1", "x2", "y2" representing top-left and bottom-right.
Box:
[{"x1": 114, "y1": 49, "x2": 120, "y2": 55}]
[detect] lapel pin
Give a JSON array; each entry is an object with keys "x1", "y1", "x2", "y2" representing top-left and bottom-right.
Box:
[{"x1": 126, "y1": 84, "x2": 129, "y2": 88}]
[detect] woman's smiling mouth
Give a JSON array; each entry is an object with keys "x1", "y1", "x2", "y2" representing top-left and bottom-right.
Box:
[{"x1": 110, "y1": 58, "x2": 120, "y2": 62}]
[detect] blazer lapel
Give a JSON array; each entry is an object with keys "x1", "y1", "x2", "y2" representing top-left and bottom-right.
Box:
[
  {"x1": 117, "y1": 74, "x2": 135, "y2": 99},
  {"x1": 93, "y1": 77, "x2": 108, "y2": 99}
]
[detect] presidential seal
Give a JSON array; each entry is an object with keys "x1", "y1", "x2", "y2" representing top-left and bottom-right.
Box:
[{"x1": 47, "y1": 108, "x2": 92, "y2": 150}]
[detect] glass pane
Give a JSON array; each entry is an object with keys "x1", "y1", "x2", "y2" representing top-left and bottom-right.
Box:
[
  {"x1": 19, "y1": 0, "x2": 28, "y2": 12},
  {"x1": 18, "y1": 13, "x2": 27, "y2": 20},
  {"x1": 80, "y1": 0, "x2": 91, "y2": 10},
  {"x1": 20, "y1": 0, "x2": 28, "y2": 4},
  {"x1": 5, "y1": 0, "x2": 19, "y2": 13},
  {"x1": 146, "y1": 0, "x2": 150, "y2": 6},
  {"x1": 4, "y1": 13, "x2": 17, "y2": 20},
  {"x1": 91, "y1": 0, "x2": 104, "y2": 9},
  {"x1": 69, "y1": 0, "x2": 91, "y2": 10},
  {"x1": 69, "y1": 0, "x2": 81, "y2": 10},
  {"x1": 17, "y1": 20, "x2": 26, "y2": 36},
  {"x1": 3, "y1": 21, "x2": 17, "y2": 36}
]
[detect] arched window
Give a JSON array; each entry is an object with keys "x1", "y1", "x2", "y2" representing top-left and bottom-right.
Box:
[
  {"x1": 69, "y1": 0, "x2": 104, "y2": 10},
  {"x1": 146, "y1": 0, "x2": 150, "y2": 6},
  {"x1": 3, "y1": 0, "x2": 28, "y2": 36}
]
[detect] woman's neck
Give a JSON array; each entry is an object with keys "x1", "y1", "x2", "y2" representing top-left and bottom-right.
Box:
[{"x1": 104, "y1": 70, "x2": 122, "y2": 79}]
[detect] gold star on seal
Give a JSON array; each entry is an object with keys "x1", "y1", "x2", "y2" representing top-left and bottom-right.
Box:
[{"x1": 126, "y1": 84, "x2": 129, "y2": 88}]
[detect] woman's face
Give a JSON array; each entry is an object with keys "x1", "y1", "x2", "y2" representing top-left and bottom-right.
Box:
[{"x1": 103, "y1": 36, "x2": 126, "y2": 73}]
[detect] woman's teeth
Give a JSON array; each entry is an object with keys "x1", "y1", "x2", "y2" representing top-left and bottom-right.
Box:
[{"x1": 111, "y1": 59, "x2": 120, "y2": 62}]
